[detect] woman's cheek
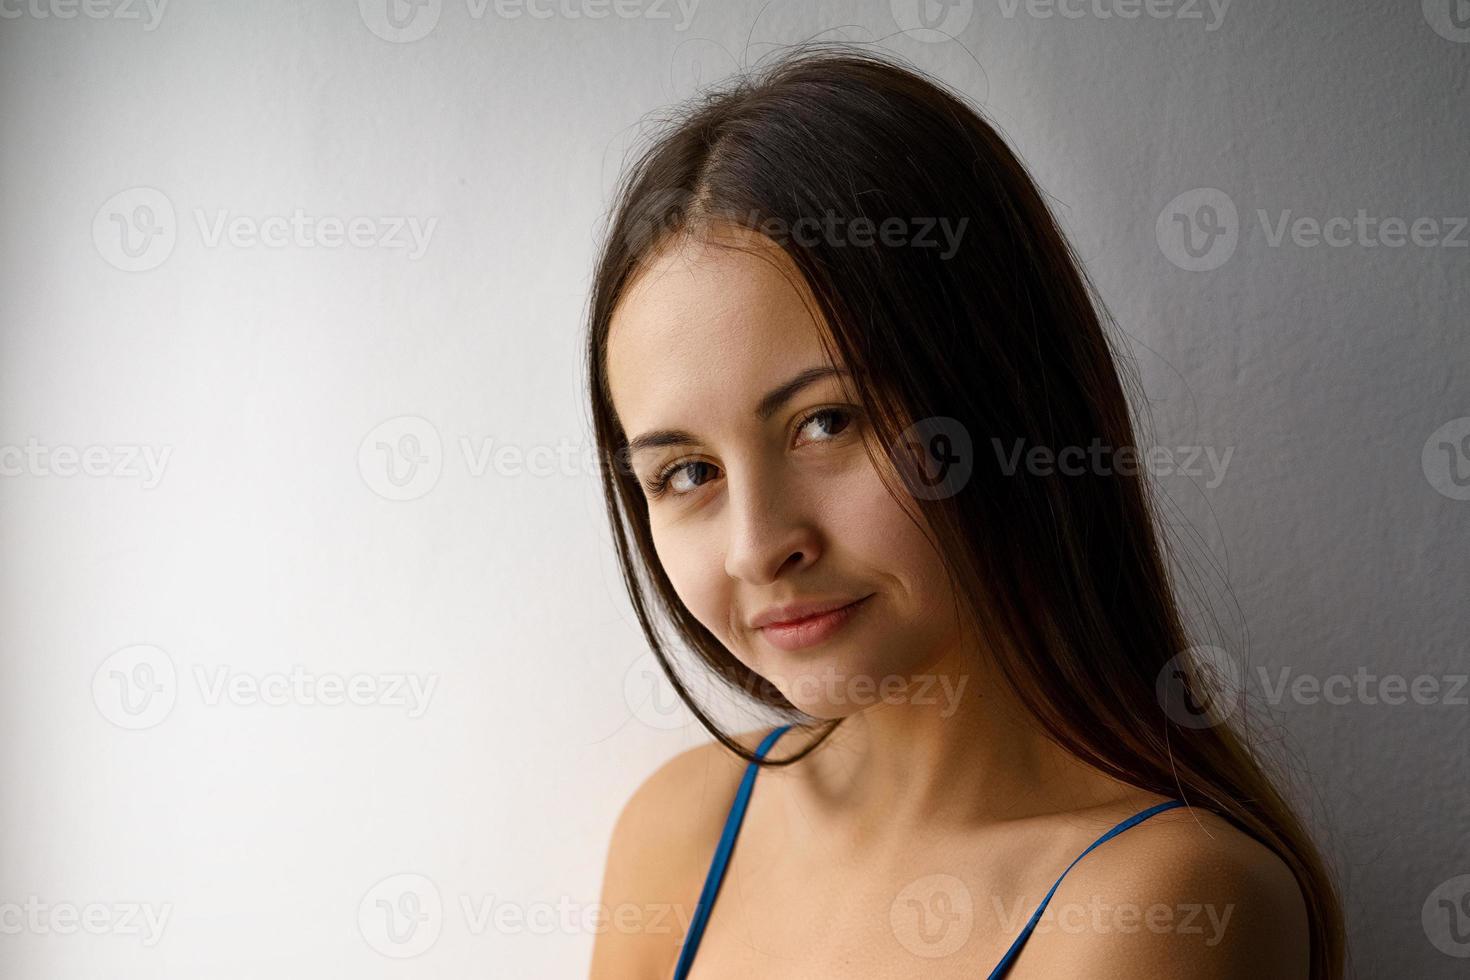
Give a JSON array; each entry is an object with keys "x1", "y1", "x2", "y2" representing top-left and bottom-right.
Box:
[
  {"x1": 652, "y1": 521, "x2": 735, "y2": 644},
  {"x1": 840, "y1": 455, "x2": 928, "y2": 570}
]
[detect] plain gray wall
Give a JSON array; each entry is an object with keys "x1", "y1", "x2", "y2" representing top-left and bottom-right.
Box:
[{"x1": 0, "y1": 0, "x2": 1464, "y2": 976}]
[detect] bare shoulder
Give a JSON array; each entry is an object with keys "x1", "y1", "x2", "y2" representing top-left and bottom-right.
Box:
[
  {"x1": 1014, "y1": 802, "x2": 1310, "y2": 980},
  {"x1": 588, "y1": 728, "x2": 774, "y2": 980}
]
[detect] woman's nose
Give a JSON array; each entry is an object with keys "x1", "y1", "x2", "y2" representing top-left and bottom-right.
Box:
[{"x1": 721, "y1": 468, "x2": 822, "y2": 586}]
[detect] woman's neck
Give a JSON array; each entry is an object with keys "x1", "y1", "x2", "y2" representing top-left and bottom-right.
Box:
[{"x1": 783, "y1": 644, "x2": 1138, "y2": 846}]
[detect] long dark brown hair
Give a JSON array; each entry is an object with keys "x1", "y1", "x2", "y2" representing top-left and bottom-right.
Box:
[{"x1": 583, "y1": 42, "x2": 1344, "y2": 978}]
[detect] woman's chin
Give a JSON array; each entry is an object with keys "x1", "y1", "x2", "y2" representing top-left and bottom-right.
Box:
[{"x1": 758, "y1": 655, "x2": 906, "y2": 720}]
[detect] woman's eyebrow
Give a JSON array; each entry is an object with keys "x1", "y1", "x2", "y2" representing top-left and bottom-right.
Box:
[{"x1": 625, "y1": 365, "x2": 849, "y2": 457}]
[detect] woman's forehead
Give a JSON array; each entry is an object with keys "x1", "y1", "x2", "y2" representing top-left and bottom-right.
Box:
[{"x1": 606, "y1": 231, "x2": 833, "y2": 418}]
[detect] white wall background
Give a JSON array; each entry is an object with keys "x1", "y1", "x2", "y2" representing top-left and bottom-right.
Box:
[{"x1": 0, "y1": 0, "x2": 1465, "y2": 976}]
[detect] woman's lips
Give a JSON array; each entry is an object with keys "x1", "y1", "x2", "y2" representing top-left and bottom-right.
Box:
[{"x1": 758, "y1": 594, "x2": 873, "y2": 652}]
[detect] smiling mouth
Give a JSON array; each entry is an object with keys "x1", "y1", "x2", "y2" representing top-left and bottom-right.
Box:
[{"x1": 757, "y1": 594, "x2": 873, "y2": 651}]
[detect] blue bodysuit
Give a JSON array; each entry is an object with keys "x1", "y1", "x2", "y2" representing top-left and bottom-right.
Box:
[{"x1": 671, "y1": 724, "x2": 1187, "y2": 979}]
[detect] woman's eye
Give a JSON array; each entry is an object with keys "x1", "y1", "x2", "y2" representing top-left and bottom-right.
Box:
[
  {"x1": 642, "y1": 408, "x2": 858, "y2": 501},
  {"x1": 645, "y1": 459, "x2": 717, "y2": 498},
  {"x1": 668, "y1": 460, "x2": 717, "y2": 494},
  {"x1": 797, "y1": 407, "x2": 855, "y2": 444}
]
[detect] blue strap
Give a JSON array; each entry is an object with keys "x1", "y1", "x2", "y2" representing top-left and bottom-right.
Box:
[
  {"x1": 672, "y1": 724, "x2": 792, "y2": 980},
  {"x1": 986, "y1": 798, "x2": 1188, "y2": 978}
]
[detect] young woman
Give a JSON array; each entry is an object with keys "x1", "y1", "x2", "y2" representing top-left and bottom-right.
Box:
[{"x1": 584, "y1": 45, "x2": 1344, "y2": 979}]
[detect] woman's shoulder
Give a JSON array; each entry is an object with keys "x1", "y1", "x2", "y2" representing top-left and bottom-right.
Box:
[
  {"x1": 588, "y1": 727, "x2": 776, "y2": 979},
  {"x1": 611, "y1": 726, "x2": 774, "y2": 855},
  {"x1": 1013, "y1": 795, "x2": 1311, "y2": 979}
]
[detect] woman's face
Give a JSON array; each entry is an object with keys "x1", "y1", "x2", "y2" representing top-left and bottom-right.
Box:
[{"x1": 606, "y1": 224, "x2": 966, "y2": 719}]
